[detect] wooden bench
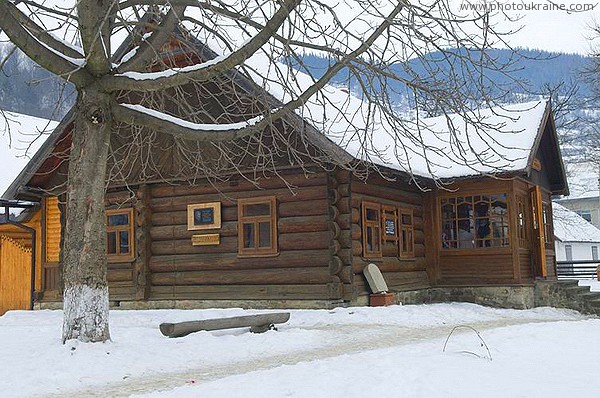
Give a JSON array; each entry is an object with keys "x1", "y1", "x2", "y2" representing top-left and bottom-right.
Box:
[{"x1": 159, "y1": 312, "x2": 291, "y2": 338}]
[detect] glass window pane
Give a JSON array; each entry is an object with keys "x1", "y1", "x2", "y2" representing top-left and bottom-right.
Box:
[
  {"x1": 258, "y1": 222, "x2": 271, "y2": 248},
  {"x1": 401, "y1": 213, "x2": 412, "y2": 225},
  {"x1": 244, "y1": 203, "x2": 270, "y2": 217},
  {"x1": 457, "y1": 199, "x2": 472, "y2": 218},
  {"x1": 119, "y1": 231, "x2": 129, "y2": 254},
  {"x1": 458, "y1": 220, "x2": 474, "y2": 248},
  {"x1": 107, "y1": 232, "x2": 117, "y2": 254},
  {"x1": 366, "y1": 226, "x2": 373, "y2": 251},
  {"x1": 372, "y1": 227, "x2": 380, "y2": 251},
  {"x1": 108, "y1": 213, "x2": 129, "y2": 226},
  {"x1": 476, "y1": 219, "x2": 491, "y2": 239},
  {"x1": 243, "y1": 223, "x2": 255, "y2": 248},
  {"x1": 366, "y1": 207, "x2": 379, "y2": 221}
]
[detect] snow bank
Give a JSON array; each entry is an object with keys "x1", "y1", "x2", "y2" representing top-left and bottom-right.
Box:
[{"x1": 0, "y1": 303, "x2": 589, "y2": 397}]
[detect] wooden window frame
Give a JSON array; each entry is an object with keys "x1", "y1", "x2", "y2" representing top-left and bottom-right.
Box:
[
  {"x1": 399, "y1": 208, "x2": 415, "y2": 258},
  {"x1": 106, "y1": 208, "x2": 135, "y2": 263},
  {"x1": 237, "y1": 196, "x2": 278, "y2": 257},
  {"x1": 362, "y1": 201, "x2": 382, "y2": 258}
]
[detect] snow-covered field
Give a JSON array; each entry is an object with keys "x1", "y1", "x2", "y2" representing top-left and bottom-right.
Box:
[{"x1": 1, "y1": 303, "x2": 599, "y2": 398}]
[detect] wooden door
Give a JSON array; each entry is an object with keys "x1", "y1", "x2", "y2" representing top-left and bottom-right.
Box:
[{"x1": 530, "y1": 186, "x2": 547, "y2": 278}]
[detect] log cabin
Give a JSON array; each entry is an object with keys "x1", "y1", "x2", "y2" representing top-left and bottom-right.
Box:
[{"x1": 0, "y1": 28, "x2": 569, "y2": 312}]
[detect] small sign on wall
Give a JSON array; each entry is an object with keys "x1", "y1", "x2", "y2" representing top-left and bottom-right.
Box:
[
  {"x1": 187, "y1": 202, "x2": 221, "y2": 231},
  {"x1": 191, "y1": 233, "x2": 220, "y2": 246}
]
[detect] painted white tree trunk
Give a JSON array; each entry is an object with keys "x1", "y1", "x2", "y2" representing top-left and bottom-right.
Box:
[{"x1": 61, "y1": 90, "x2": 112, "y2": 343}]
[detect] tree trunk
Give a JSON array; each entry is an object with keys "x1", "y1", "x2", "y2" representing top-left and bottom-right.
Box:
[{"x1": 62, "y1": 89, "x2": 112, "y2": 343}]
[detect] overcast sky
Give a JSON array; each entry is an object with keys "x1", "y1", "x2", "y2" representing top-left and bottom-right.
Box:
[{"x1": 462, "y1": 0, "x2": 600, "y2": 54}]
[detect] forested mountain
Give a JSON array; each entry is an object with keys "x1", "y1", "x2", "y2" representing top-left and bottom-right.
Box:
[
  {"x1": 294, "y1": 48, "x2": 591, "y2": 105},
  {"x1": 0, "y1": 45, "x2": 75, "y2": 120},
  {"x1": 0, "y1": 43, "x2": 594, "y2": 122}
]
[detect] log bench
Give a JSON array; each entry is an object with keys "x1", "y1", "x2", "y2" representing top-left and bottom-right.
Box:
[{"x1": 159, "y1": 312, "x2": 291, "y2": 338}]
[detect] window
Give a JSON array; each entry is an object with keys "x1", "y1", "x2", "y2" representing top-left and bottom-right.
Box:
[
  {"x1": 592, "y1": 246, "x2": 599, "y2": 261},
  {"x1": 516, "y1": 195, "x2": 529, "y2": 247},
  {"x1": 577, "y1": 210, "x2": 592, "y2": 223},
  {"x1": 106, "y1": 208, "x2": 134, "y2": 262},
  {"x1": 542, "y1": 202, "x2": 552, "y2": 244},
  {"x1": 400, "y1": 209, "x2": 414, "y2": 258},
  {"x1": 362, "y1": 202, "x2": 382, "y2": 257},
  {"x1": 238, "y1": 196, "x2": 277, "y2": 256},
  {"x1": 441, "y1": 194, "x2": 509, "y2": 249},
  {"x1": 362, "y1": 203, "x2": 415, "y2": 258}
]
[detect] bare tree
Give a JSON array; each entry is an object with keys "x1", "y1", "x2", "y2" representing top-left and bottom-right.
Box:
[{"x1": 0, "y1": 0, "x2": 521, "y2": 343}]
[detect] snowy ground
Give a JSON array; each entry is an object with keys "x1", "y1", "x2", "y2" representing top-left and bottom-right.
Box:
[
  {"x1": 579, "y1": 279, "x2": 600, "y2": 292},
  {"x1": 1, "y1": 303, "x2": 599, "y2": 398}
]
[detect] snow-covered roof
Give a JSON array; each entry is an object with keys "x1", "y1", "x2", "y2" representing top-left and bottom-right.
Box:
[
  {"x1": 553, "y1": 202, "x2": 600, "y2": 243},
  {"x1": 0, "y1": 112, "x2": 58, "y2": 197},
  {"x1": 243, "y1": 54, "x2": 551, "y2": 179}
]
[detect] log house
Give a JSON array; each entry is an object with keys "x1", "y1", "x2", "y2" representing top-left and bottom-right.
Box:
[{"x1": 0, "y1": 28, "x2": 568, "y2": 311}]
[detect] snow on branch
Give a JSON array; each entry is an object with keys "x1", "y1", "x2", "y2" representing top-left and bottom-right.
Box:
[
  {"x1": 113, "y1": 103, "x2": 269, "y2": 142},
  {"x1": 100, "y1": 0, "x2": 301, "y2": 92}
]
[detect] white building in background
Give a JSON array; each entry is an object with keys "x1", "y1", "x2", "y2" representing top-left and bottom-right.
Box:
[{"x1": 553, "y1": 203, "x2": 600, "y2": 271}]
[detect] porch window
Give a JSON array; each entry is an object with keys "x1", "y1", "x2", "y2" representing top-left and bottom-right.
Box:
[
  {"x1": 106, "y1": 208, "x2": 135, "y2": 262},
  {"x1": 542, "y1": 202, "x2": 552, "y2": 245},
  {"x1": 441, "y1": 194, "x2": 509, "y2": 249},
  {"x1": 516, "y1": 195, "x2": 529, "y2": 248},
  {"x1": 238, "y1": 196, "x2": 277, "y2": 256}
]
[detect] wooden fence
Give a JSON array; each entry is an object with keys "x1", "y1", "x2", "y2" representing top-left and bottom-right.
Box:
[{"x1": 0, "y1": 235, "x2": 32, "y2": 315}]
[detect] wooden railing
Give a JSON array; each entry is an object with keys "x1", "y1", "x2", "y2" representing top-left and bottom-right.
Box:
[{"x1": 556, "y1": 260, "x2": 600, "y2": 280}]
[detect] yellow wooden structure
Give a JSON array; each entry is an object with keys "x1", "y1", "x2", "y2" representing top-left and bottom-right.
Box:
[
  {"x1": 0, "y1": 209, "x2": 43, "y2": 315},
  {"x1": 0, "y1": 236, "x2": 32, "y2": 315}
]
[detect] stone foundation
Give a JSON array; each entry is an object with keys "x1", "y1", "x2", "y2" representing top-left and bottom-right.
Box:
[{"x1": 34, "y1": 282, "x2": 599, "y2": 315}]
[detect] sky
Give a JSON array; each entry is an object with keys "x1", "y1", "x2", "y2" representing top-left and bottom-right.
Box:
[{"x1": 457, "y1": 0, "x2": 600, "y2": 54}]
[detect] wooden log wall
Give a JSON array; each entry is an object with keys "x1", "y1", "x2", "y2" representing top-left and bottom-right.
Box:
[
  {"x1": 147, "y1": 171, "x2": 337, "y2": 302},
  {"x1": 327, "y1": 169, "x2": 353, "y2": 300},
  {"x1": 351, "y1": 175, "x2": 430, "y2": 297}
]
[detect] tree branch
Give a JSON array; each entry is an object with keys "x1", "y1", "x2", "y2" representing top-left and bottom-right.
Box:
[
  {"x1": 78, "y1": 0, "x2": 112, "y2": 76},
  {"x1": 112, "y1": 102, "x2": 270, "y2": 142},
  {"x1": 0, "y1": 0, "x2": 92, "y2": 87},
  {"x1": 116, "y1": 5, "x2": 187, "y2": 72},
  {"x1": 9, "y1": 1, "x2": 83, "y2": 59},
  {"x1": 100, "y1": 0, "x2": 301, "y2": 92}
]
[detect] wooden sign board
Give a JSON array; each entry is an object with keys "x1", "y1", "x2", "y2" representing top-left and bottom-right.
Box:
[{"x1": 191, "y1": 233, "x2": 220, "y2": 246}]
